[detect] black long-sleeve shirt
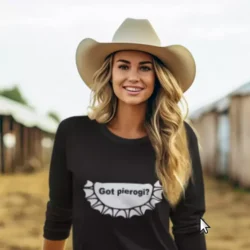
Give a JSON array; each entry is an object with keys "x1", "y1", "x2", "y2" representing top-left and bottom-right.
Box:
[{"x1": 43, "y1": 115, "x2": 207, "y2": 250}]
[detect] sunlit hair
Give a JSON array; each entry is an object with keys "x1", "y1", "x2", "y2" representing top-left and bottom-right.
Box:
[{"x1": 88, "y1": 52, "x2": 194, "y2": 208}]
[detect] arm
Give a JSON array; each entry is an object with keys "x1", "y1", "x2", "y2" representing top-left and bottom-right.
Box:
[
  {"x1": 169, "y1": 122, "x2": 207, "y2": 250},
  {"x1": 42, "y1": 239, "x2": 67, "y2": 250},
  {"x1": 42, "y1": 119, "x2": 73, "y2": 250}
]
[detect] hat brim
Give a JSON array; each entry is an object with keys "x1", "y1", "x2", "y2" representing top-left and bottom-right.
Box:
[{"x1": 76, "y1": 38, "x2": 196, "y2": 93}]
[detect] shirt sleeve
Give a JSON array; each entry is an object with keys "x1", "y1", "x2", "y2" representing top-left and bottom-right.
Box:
[
  {"x1": 169, "y1": 122, "x2": 207, "y2": 250},
  {"x1": 43, "y1": 119, "x2": 73, "y2": 240}
]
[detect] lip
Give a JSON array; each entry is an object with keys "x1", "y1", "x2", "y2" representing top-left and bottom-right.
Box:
[
  {"x1": 123, "y1": 86, "x2": 144, "y2": 96},
  {"x1": 123, "y1": 86, "x2": 145, "y2": 90}
]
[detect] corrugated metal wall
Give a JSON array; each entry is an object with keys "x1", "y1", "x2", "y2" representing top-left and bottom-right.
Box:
[
  {"x1": 192, "y1": 112, "x2": 218, "y2": 175},
  {"x1": 216, "y1": 112, "x2": 230, "y2": 177},
  {"x1": 191, "y1": 89, "x2": 250, "y2": 189},
  {"x1": 230, "y1": 95, "x2": 250, "y2": 188},
  {"x1": 229, "y1": 96, "x2": 241, "y2": 183},
  {"x1": 240, "y1": 95, "x2": 250, "y2": 188}
]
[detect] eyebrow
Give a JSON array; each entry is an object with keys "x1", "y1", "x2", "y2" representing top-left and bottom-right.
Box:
[{"x1": 116, "y1": 59, "x2": 152, "y2": 65}]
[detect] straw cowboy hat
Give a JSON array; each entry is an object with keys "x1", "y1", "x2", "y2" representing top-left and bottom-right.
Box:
[{"x1": 75, "y1": 18, "x2": 196, "y2": 93}]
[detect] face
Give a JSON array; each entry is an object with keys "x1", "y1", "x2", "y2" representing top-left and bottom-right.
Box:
[{"x1": 111, "y1": 50, "x2": 156, "y2": 106}]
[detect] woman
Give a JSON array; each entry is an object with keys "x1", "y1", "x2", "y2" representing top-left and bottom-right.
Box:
[{"x1": 42, "y1": 18, "x2": 207, "y2": 250}]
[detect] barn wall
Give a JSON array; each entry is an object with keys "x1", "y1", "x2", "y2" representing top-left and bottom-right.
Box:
[
  {"x1": 191, "y1": 112, "x2": 218, "y2": 175},
  {"x1": 0, "y1": 115, "x2": 55, "y2": 174},
  {"x1": 216, "y1": 111, "x2": 230, "y2": 177},
  {"x1": 229, "y1": 96, "x2": 242, "y2": 183},
  {"x1": 238, "y1": 95, "x2": 250, "y2": 188}
]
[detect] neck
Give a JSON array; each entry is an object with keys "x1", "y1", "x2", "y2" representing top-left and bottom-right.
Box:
[{"x1": 108, "y1": 102, "x2": 147, "y2": 137}]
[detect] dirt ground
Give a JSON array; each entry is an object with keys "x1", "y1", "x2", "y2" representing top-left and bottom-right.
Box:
[{"x1": 0, "y1": 169, "x2": 250, "y2": 250}]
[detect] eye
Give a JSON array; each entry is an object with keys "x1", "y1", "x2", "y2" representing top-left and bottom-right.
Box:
[
  {"x1": 118, "y1": 64, "x2": 129, "y2": 70},
  {"x1": 140, "y1": 66, "x2": 151, "y2": 72}
]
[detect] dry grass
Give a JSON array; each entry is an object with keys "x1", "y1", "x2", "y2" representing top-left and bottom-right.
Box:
[
  {"x1": 0, "y1": 169, "x2": 72, "y2": 250},
  {"x1": 0, "y1": 169, "x2": 250, "y2": 250}
]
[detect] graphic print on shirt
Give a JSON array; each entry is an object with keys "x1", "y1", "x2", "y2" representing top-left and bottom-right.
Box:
[{"x1": 83, "y1": 180, "x2": 163, "y2": 218}]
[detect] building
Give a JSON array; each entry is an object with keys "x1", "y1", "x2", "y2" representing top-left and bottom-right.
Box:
[
  {"x1": 0, "y1": 96, "x2": 59, "y2": 174},
  {"x1": 189, "y1": 81, "x2": 250, "y2": 189}
]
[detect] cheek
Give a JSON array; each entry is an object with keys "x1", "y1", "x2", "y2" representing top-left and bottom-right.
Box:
[
  {"x1": 146, "y1": 75, "x2": 156, "y2": 93},
  {"x1": 111, "y1": 80, "x2": 124, "y2": 98},
  {"x1": 112, "y1": 84, "x2": 121, "y2": 96},
  {"x1": 112, "y1": 74, "x2": 123, "y2": 88},
  {"x1": 111, "y1": 70, "x2": 126, "y2": 93}
]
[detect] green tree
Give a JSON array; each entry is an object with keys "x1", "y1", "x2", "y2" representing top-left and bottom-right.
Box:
[
  {"x1": 0, "y1": 85, "x2": 34, "y2": 109},
  {"x1": 47, "y1": 111, "x2": 60, "y2": 123},
  {"x1": 1, "y1": 85, "x2": 61, "y2": 121}
]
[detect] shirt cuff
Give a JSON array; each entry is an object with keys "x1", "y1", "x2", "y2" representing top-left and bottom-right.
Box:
[
  {"x1": 43, "y1": 201, "x2": 72, "y2": 240},
  {"x1": 174, "y1": 231, "x2": 207, "y2": 250}
]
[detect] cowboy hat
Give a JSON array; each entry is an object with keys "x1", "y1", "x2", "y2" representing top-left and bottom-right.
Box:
[{"x1": 75, "y1": 18, "x2": 196, "y2": 93}]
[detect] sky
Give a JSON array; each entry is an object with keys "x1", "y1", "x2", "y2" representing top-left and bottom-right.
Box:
[{"x1": 1, "y1": 0, "x2": 250, "y2": 120}]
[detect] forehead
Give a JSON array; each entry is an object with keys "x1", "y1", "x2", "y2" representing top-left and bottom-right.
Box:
[{"x1": 114, "y1": 50, "x2": 153, "y2": 62}]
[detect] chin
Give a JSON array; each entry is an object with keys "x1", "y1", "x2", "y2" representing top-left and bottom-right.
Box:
[
  {"x1": 120, "y1": 98, "x2": 147, "y2": 106},
  {"x1": 114, "y1": 90, "x2": 152, "y2": 106}
]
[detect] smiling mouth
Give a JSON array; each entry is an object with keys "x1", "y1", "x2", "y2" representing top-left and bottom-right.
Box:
[{"x1": 123, "y1": 87, "x2": 144, "y2": 92}]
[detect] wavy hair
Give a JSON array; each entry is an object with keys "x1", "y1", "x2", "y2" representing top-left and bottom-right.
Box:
[{"x1": 87, "y1": 53, "x2": 194, "y2": 208}]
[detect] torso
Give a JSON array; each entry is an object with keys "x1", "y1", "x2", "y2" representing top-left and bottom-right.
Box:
[{"x1": 65, "y1": 115, "x2": 179, "y2": 250}]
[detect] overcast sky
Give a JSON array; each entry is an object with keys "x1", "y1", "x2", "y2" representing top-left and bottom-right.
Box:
[{"x1": 1, "y1": 0, "x2": 250, "y2": 120}]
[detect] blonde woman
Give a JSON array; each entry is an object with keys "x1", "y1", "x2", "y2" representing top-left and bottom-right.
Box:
[{"x1": 42, "y1": 18, "x2": 207, "y2": 250}]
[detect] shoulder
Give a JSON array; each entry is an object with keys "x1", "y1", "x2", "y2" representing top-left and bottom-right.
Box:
[
  {"x1": 183, "y1": 120, "x2": 198, "y2": 144},
  {"x1": 57, "y1": 115, "x2": 94, "y2": 133}
]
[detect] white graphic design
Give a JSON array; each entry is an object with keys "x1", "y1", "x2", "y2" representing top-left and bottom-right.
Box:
[{"x1": 83, "y1": 180, "x2": 163, "y2": 218}]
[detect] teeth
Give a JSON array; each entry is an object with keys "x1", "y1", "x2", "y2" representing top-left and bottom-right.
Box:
[{"x1": 125, "y1": 87, "x2": 143, "y2": 92}]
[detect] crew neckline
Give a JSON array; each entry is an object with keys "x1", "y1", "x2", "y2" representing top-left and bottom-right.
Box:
[{"x1": 97, "y1": 121, "x2": 150, "y2": 145}]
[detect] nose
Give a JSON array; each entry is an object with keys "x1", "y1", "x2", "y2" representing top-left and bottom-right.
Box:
[{"x1": 127, "y1": 69, "x2": 140, "y2": 83}]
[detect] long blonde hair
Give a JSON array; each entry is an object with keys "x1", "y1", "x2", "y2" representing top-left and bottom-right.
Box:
[{"x1": 87, "y1": 53, "x2": 193, "y2": 208}]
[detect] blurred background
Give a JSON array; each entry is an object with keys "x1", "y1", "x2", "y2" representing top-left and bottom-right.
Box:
[{"x1": 0, "y1": 0, "x2": 250, "y2": 249}]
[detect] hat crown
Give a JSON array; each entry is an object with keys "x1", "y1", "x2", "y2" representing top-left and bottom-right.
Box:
[{"x1": 112, "y1": 18, "x2": 161, "y2": 46}]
